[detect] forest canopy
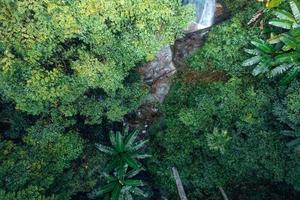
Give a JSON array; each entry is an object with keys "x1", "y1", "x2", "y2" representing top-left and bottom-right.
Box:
[{"x1": 0, "y1": 0, "x2": 300, "y2": 200}]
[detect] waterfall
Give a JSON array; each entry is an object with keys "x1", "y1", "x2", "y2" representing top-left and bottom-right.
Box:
[{"x1": 183, "y1": 0, "x2": 216, "y2": 31}]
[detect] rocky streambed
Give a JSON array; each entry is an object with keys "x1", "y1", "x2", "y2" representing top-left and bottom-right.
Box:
[{"x1": 127, "y1": 1, "x2": 228, "y2": 129}]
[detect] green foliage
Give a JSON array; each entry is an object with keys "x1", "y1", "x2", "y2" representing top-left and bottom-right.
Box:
[
  {"x1": 0, "y1": 0, "x2": 192, "y2": 123},
  {"x1": 148, "y1": 76, "x2": 290, "y2": 199},
  {"x1": 90, "y1": 166, "x2": 147, "y2": 200},
  {"x1": 221, "y1": 0, "x2": 261, "y2": 14},
  {"x1": 92, "y1": 127, "x2": 150, "y2": 200},
  {"x1": 244, "y1": 0, "x2": 300, "y2": 83},
  {"x1": 272, "y1": 80, "x2": 300, "y2": 189},
  {"x1": 96, "y1": 128, "x2": 150, "y2": 170},
  {"x1": 147, "y1": 6, "x2": 300, "y2": 199},
  {"x1": 188, "y1": 13, "x2": 260, "y2": 76},
  {"x1": 0, "y1": 123, "x2": 84, "y2": 199},
  {"x1": 0, "y1": 186, "x2": 56, "y2": 200}
]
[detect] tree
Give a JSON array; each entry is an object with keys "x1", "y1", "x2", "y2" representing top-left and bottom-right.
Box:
[{"x1": 0, "y1": 0, "x2": 192, "y2": 124}]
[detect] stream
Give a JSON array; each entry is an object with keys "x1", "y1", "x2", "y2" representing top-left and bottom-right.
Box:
[{"x1": 127, "y1": 0, "x2": 228, "y2": 130}]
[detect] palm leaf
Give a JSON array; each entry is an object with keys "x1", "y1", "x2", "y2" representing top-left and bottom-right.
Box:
[
  {"x1": 244, "y1": 48, "x2": 261, "y2": 55},
  {"x1": 122, "y1": 153, "x2": 142, "y2": 169},
  {"x1": 268, "y1": 34, "x2": 282, "y2": 44},
  {"x1": 124, "y1": 130, "x2": 139, "y2": 150},
  {"x1": 273, "y1": 9, "x2": 295, "y2": 22},
  {"x1": 269, "y1": 19, "x2": 293, "y2": 29},
  {"x1": 111, "y1": 184, "x2": 122, "y2": 200},
  {"x1": 275, "y1": 52, "x2": 300, "y2": 63},
  {"x1": 131, "y1": 139, "x2": 149, "y2": 151},
  {"x1": 127, "y1": 168, "x2": 144, "y2": 178},
  {"x1": 103, "y1": 172, "x2": 118, "y2": 182},
  {"x1": 131, "y1": 187, "x2": 148, "y2": 197},
  {"x1": 124, "y1": 179, "x2": 144, "y2": 187},
  {"x1": 280, "y1": 65, "x2": 300, "y2": 84},
  {"x1": 242, "y1": 55, "x2": 262, "y2": 66},
  {"x1": 269, "y1": 63, "x2": 294, "y2": 77},
  {"x1": 92, "y1": 182, "x2": 116, "y2": 197},
  {"x1": 290, "y1": 26, "x2": 300, "y2": 37},
  {"x1": 290, "y1": 0, "x2": 300, "y2": 23},
  {"x1": 280, "y1": 33, "x2": 298, "y2": 49},
  {"x1": 267, "y1": 0, "x2": 284, "y2": 9},
  {"x1": 252, "y1": 63, "x2": 269, "y2": 76},
  {"x1": 96, "y1": 144, "x2": 115, "y2": 155},
  {"x1": 251, "y1": 40, "x2": 273, "y2": 53},
  {"x1": 132, "y1": 153, "x2": 152, "y2": 159},
  {"x1": 115, "y1": 132, "x2": 124, "y2": 152}
]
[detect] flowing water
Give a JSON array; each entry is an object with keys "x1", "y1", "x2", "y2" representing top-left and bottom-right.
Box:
[{"x1": 183, "y1": 0, "x2": 216, "y2": 30}]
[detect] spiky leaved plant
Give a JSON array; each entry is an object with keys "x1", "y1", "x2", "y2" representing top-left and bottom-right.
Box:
[
  {"x1": 243, "y1": 0, "x2": 300, "y2": 83},
  {"x1": 96, "y1": 128, "x2": 150, "y2": 170},
  {"x1": 89, "y1": 165, "x2": 148, "y2": 200}
]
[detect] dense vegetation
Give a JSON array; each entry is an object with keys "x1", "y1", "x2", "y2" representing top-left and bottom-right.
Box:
[
  {"x1": 148, "y1": 0, "x2": 300, "y2": 199},
  {"x1": 0, "y1": 0, "x2": 300, "y2": 200}
]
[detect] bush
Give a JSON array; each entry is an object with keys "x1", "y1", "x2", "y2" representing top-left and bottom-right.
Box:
[
  {"x1": 0, "y1": 0, "x2": 192, "y2": 123},
  {"x1": 187, "y1": 13, "x2": 260, "y2": 76}
]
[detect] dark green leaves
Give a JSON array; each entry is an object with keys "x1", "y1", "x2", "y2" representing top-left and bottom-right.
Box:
[
  {"x1": 243, "y1": 0, "x2": 300, "y2": 81},
  {"x1": 92, "y1": 128, "x2": 149, "y2": 199}
]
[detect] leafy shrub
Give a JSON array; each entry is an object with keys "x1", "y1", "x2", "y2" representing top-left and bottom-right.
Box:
[
  {"x1": 187, "y1": 13, "x2": 260, "y2": 76},
  {"x1": 243, "y1": 0, "x2": 300, "y2": 83},
  {"x1": 0, "y1": 123, "x2": 84, "y2": 199},
  {"x1": 0, "y1": 0, "x2": 192, "y2": 123}
]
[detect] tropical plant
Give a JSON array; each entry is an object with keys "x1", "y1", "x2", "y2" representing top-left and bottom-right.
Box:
[
  {"x1": 96, "y1": 128, "x2": 150, "y2": 170},
  {"x1": 89, "y1": 165, "x2": 147, "y2": 200},
  {"x1": 243, "y1": 0, "x2": 300, "y2": 83},
  {"x1": 257, "y1": 0, "x2": 284, "y2": 9}
]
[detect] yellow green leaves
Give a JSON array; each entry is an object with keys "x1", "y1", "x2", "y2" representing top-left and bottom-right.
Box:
[
  {"x1": 266, "y1": 0, "x2": 284, "y2": 9},
  {"x1": 0, "y1": 0, "x2": 191, "y2": 122},
  {"x1": 257, "y1": 0, "x2": 284, "y2": 9}
]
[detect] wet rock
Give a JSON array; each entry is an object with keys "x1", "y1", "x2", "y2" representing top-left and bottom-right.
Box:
[
  {"x1": 151, "y1": 79, "x2": 171, "y2": 103},
  {"x1": 139, "y1": 46, "x2": 175, "y2": 84},
  {"x1": 139, "y1": 46, "x2": 175, "y2": 103}
]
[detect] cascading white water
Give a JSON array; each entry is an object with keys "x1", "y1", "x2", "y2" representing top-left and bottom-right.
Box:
[{"x1": 183, "y1": 0, "x2": 216, "y2": 32}]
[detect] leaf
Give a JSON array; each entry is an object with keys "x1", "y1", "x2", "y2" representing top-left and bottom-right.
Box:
[
  {"x1": 290, "y1": 27, "x2": 300, "y2": 37},
  {"x1": 122, "y1": 153, "x2": 142, "y2": 169},
  {"x1": 290, "y1": 0, "x2": 300, "y2": 23},
  {"x1": 275, "y1": 52, "x2": 300, "y2": 63},
  {"x1": 131, "y1": 187, "x2": 148, "y2": 197},
  {"x1": 92, "y1": 182, "x2": 116, "y2": 197},
  {"x1": 96, "y1": 144, "x2": 115, "y2": 155},
  {"x1": 280, "y1": 33, "x2": 298, "y2": 49},
  {"x1": 252, "y1": 63, "x2": 269, "y2": 76},
  {"x1": 251, "y1": 40, "x2": 273, "y2": 53},
  {"x1": 124, "y1": 179, "x2": 144, "y2": 187},
  {"x1": 132, "y1": 153, "x2": 152, "y2": 159},
  {"x1": 244, "y1": 48, "x2": 261, "y2": 55},
  {"x1": 267, "y1": 0, "x2": 283, "y2": 9},
  {"x1": 268, "y1": 34, "x2": 282, "y2": 44},
  {"x1": 269, "y1": 19, "x2": 293, "y2": 29},
  {"x1": 103, "y1": 173, "x2": 118, "y2": 182},
  {"x1": 115, "y1": 132, "x2": 124, "y2": 152},
  {"x1": 272, "y1": 9, "x2": 295, "y2": 21},
  {"x1": 111, "y1": 184, "x2": 122, "y2": 200},
  {"x1": 242, "y1": 56, "x2": 262, "y2": 66},
  {"x1": 131, "y1": 139, "x2": 149, "y2": 151},
  {"x1": 269, "y1": 64, "x2": 294, "y2": 77},
  {"x1": 124, "y1": 130, "x2": 139, "y2": 150},
  {"x1": 280, "y1": 65, "x2": 300, "y2": 84},
  {"x1": 127, "y1": 169, "x2": 143, "y2": 179}
]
